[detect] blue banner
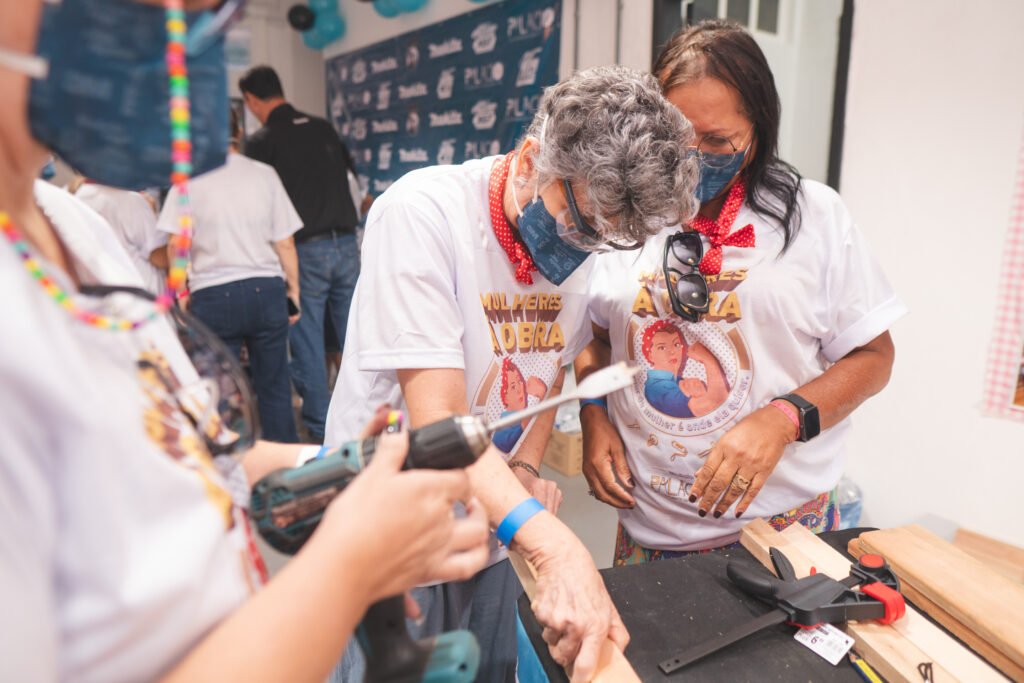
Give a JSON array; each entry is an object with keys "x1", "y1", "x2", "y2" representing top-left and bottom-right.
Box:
[{"x1": 325, "y1": 0, "x2": 561, "y2": 195}]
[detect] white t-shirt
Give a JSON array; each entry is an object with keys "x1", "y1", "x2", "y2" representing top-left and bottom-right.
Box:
[
  {"x1": 157, "y1": 153, "x2": 302, "y2": 293},
  {"x1": 0, "y1": 181, "x2": 258, "y2": 682},
  {"x1": 325, "y1": 157, "x2": 594, "y2": 565},
  {"x1": 588, "y1": 179, "x2": 907, "y2": 551},
  {"x1": 74, "y1": 183, "x2": 167, "y2": 294}
]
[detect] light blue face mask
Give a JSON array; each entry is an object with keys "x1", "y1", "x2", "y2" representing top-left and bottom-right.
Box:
[
  {"x1": 0, "y1": 0, "x2": 230, "y2": 190},
  {"x1": 511, "y1": 154, "x2": 590, "y2": 286},
  {"x1": 692, "y1": 148, "x2": 747, "y2": 203}
]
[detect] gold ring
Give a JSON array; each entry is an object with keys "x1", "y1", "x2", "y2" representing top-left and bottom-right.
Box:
[{"x1": 732, "y1": 474, "x2": 752, "y2": 490}]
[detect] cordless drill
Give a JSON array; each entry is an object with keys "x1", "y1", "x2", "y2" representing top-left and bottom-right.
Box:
[{"x1": 250, "y1": 415, "x2": 490, "y2": 683}]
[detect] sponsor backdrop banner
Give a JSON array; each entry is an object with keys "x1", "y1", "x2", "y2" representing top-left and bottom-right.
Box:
[{"x1": 325, "y1": 0, "x2": 561, "y2": 196}]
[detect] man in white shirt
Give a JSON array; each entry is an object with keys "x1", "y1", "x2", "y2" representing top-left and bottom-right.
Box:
[
  {"x1": 326, "y1": 66, "x2": 700, "y2": 681},
  {"x1": 74, "y1": 182, "x2": 167, "y2": 294},
  {"x1": 158, "y1": 113, "x2": 303, "y2": 443}
]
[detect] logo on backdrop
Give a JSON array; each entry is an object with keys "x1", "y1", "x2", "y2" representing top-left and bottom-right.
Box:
[
  {"x1": 428, "y1": 38, "x2": 463, "y2": 59},
  {"x1": 406, "y1": 109, "x2": 421, "y2": 136},
  {"x1": 399, "y1": 147, "x2": 429, "y2": 163},
  {"x1": 352, "y1": 59, "x2": 368, "y2": 84},
  {"x1": 437, "y1": 68, "x2": 456, "y2": 100},
  {"x1": 437, "y1": 138, "x2": 457, "y2": 165},
  {"x1": 429, "y1": 110, "x2": 464, "y2": 128},
  {"x1": 372, "y1": 119, "x2": 399, "y2": 134},
  {"x1": 377, "y1": 142, "x2": 393, "y2": 170},
  {"x1": 516, "y1": 48, "x2": 543, "y2": 87},
  {"x1": 464, "y1": 62, "x2": 504, "y2": 89},
  {"x1": 376, "y1": 82, "x2": 392, "y2": 110},
  {"x1": 472, "y1": 100, "x2": 498, "y2": 130},
  {"x1": 370, "y1": 56, "x2": 398, "y2": 75},
  {"x1": 398, "y1": 82, "x2": 429, "y2": 100},
  {"x1": 472, "y1": 22, "x2": 499, "y2": 54},
  {"x1": 351, "y1": 118, "x2": 368, "y2": 141}
]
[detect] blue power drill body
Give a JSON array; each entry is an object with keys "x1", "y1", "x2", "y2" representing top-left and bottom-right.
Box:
[{"x1": 250, "y1": 416, "x2": 490, "y2": 683}]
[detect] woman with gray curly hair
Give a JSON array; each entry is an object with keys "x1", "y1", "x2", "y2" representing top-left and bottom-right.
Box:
[{"x1": 325, "y1": 64, "x2": 697, "y2": 681}]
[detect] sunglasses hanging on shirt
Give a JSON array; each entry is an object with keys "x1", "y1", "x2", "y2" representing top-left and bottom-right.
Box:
[{"x1": 663, "y1": 231, "x2": 711, "y2": 322}]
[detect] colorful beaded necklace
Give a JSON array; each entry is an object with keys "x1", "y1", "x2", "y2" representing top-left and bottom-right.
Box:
[{"x1": 0, "y1": 0, "x2": 194, "y2": 331}]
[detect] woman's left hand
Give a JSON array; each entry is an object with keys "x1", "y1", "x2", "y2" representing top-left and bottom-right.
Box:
[
  {"x1": 689, "y1": 405, "x2": 797, "y2": 519},
  {"x1": 512, "y1": 465, "x2": 563, "y2": 514}
]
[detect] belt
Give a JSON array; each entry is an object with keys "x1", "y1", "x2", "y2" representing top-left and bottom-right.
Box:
[{"x1": 298, "y1": 228, "x2": 352, "y2": 244}]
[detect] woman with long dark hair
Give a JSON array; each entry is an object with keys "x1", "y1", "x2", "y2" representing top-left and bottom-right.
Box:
[{"x1": 576, "y1": 20, "x2": 907, "y2": 561}]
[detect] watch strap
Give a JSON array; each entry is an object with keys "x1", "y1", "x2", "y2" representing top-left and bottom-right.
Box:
[{"x1": 773, "y1": 393, "x2": 820, "y2": 442}]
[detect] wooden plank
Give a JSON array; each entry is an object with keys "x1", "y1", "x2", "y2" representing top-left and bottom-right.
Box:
[
  {"x1": 954, "y1": 528, "x2": 1024, "y2": 584},
  {"x1": 778, "y1": 524, "x2": 1006, "y2": 682},
  {"x1": 851, "y1": 538, "x2": 1024, "y2": 682},
  {"x1": 740, "y1": 520, "x2": 948, "y2": 683},
  {"x1": 859, "y1": 525, "x2": 1024, "y2": 671},
  {"x1": 743, "y1": 520, "x2": 1006, "y2": 683},
  {"x1": 508, "y1": 552, "x2": 641, "y2": 683}
]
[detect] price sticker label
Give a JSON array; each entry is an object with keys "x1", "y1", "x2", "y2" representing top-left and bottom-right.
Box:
[{"x1": 793, "y1": 623, "x2": 854, "y2": 665}]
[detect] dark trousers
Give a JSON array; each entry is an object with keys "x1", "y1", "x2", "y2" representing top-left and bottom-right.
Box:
[
  {"x1": 190, "y1": 276, "x2": 299, "y2": 443},
  {"x1": 291, "y1": 234, "x2": 360, "y2": 442}
]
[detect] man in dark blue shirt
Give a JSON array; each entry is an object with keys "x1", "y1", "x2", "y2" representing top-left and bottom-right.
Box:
[{"x1": 240, "y1": 65, "x2": 360, "y2": 442}]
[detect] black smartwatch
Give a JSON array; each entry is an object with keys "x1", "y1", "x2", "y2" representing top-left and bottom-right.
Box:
[{"x1": 773, "y1": 393, "x2": 820, "y2": 442}]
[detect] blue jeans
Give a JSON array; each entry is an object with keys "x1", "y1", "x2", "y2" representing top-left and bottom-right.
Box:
[
  {"x1": 331, "y1": 559, "x2": 520, "y2": 683},
  {"x1": 190, "y1": 276, "x2": 298, "y2": 443},
  {"x1": 291, "y1": 234, "x2": 360, "y2": 442}
]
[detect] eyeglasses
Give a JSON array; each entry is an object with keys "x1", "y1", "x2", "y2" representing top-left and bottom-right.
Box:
[
  {"x1": 558, "y1": 179, "x2": 641, "y2": 253},
  {"x1": 79, "y1": 285, "x2": 260, "y2": 457},
  {"x1": 687, "y1": 128, "x2": 754, "y2": 169},
  {"x1": 185, "y1": 0, "x2": 248, "y2": 56},
  {"x1": 662, "y1": 231, "x2": 710, "y2": 322}
]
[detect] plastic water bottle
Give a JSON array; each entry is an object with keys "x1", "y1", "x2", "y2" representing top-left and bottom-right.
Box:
[
  {"x1": 836, "y1": 476, "x2": 863, "y2": 530},
  {"x1": 554, "y1": 401, "x2": 581, "y2": 433}
]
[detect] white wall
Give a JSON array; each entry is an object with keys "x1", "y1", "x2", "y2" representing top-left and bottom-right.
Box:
[{"x1": 840, "y1": 0, "x2": 1024, "y2": 545}]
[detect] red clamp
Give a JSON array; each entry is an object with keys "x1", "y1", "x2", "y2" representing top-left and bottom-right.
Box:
[{"x1": 861, "y1": 582, "x2": 906, "y2": 624}]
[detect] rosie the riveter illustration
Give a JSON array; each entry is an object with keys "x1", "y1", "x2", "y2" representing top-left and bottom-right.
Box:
[
  {"x1": 492, "y1": 356, "x2": 548, "y2": 453},
  {"x1": 641, "y1": 319, "x2": 730, "y2": 418}
]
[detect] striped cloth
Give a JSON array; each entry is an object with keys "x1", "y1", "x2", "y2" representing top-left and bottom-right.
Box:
[{"x1": 982, "y1": 128, "x2": 1024, "y2": 420}]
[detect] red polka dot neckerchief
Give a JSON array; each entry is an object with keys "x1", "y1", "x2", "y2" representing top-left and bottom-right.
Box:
[
  {"x1": 488, "y1": 151, "x2": 536, "y2": 285},
  {"x1": 688, "y1": 177, "x2": 756, "y2": 275}
]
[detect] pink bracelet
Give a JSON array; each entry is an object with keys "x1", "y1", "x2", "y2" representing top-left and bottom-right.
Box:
[{"x1": 769, "y1": 400, "x2": 800, "y2": 440}]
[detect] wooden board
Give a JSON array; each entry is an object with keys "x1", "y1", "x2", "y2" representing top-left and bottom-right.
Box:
[
  {"x1": 850, "y1": 538, "x2": 1024, "y2": 682},
  {"x1": 859, "y1": 525, "x2": 1024, "y2": 672},
  {"x1": 508, "y1": 552, "x2": 640, "y2": 683},
  {"x1": 740, "y1": 520, "x2": 1006, "y2": 683},
  {"x1": 953, "y1": 528, "x2": 1024, "y2": 584}
]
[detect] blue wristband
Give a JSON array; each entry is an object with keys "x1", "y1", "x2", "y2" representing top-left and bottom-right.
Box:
[
  {"x1": 579, "y1": 397, "x2": 608, "y2": 411},
  {"x1": 496, "y1": 497, "x2": 545, "y2": 547}
]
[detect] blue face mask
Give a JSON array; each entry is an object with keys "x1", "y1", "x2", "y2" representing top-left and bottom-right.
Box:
[
  {"x1": 516, "y1": 196, "x2": 591, "y2": 285},
  {"x1": 693, "y1": 149, "x2": 746, "y2": 204},
  {"x1": 25, "y1": 0, "x2": 229, "y2": 190},
  {"x1": 40, "y1": 157, "x2": 57, "y2": 181}
]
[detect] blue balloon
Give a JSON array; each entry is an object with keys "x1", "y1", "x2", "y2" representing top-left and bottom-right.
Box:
[
  {"x1": 373, "y1": 0, "x2": 402, "y2": 18},
  {"x1": 469, "y1": 0, "x2": 490, "y2": 3},
  {"x1": 317, "y1": 11, "x2": 346, "y2": 41},
  {"x1": 302, "y1": 24, "x2": 329, "y2": 50},
  {"x1": 308, "y1": 0, "x2": 336, "y2": 12},
  {"x1": 396, "y1": 0, "x2": 428, "y2": 11}
]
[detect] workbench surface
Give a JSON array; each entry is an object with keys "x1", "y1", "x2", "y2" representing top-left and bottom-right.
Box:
[{"x1": 518, "y1": 529, "x2": 869, "y2": 682}]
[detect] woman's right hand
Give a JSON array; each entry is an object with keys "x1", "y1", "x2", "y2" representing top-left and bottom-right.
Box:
[
  {"x1": 313, "y1": 408, "x2": 490, "y2": 603},
  {"x1": 580, "y1": 404, "x2": 636, "y2": 509}
]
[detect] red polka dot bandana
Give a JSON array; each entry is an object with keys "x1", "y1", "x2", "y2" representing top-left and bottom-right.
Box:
[
  {"x1": 489, "y1": 151, "x2": 536, "y2": 285},
  {"x1": 688, "y1": 178, "x2": 756, "y2": 275}
]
